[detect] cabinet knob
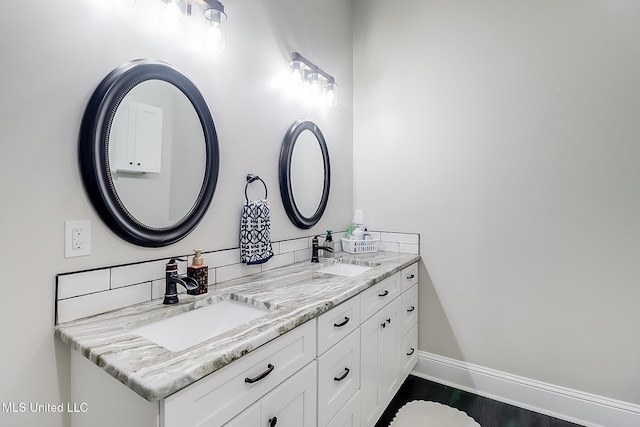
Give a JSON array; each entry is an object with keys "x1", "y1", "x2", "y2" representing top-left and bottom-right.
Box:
[
  {"x1": 381, "y1": 322, "x2": 386, "y2": 328},
  {"x1": 407, "y1": 274, "x2": 415, "y2": 280},
  {"x1": 378, "y1": 290, "x2": 389, "y2": 297},
  {"x1": 407, "y1": 348, "x2": 415, "y2": 356},
  {"x1": 269, "y1": 416, "x2": 278, "y2": 426},
  {"x1": 407, "y1": 306, "x2": 415, "y2": 312},
  {"x1": 245, "y1": 363, "x2": 275, "y2": 384}
]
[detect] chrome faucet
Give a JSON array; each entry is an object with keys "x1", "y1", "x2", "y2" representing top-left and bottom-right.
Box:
[
  {"x1": 163, "y1": 257, "x2": 199, "y2": 305},
  {"x1": 311, "y1": 235, "x2": 334, "y2": 263}
]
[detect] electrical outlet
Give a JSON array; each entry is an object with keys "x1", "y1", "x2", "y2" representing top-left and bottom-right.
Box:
[{"x1": 65, "y1": 220, "x2": 91, "y2": 258}]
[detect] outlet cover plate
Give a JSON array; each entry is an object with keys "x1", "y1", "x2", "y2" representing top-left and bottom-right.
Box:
[{"x1": 65, "y1": 220, "x2": 91, "y2": 258}]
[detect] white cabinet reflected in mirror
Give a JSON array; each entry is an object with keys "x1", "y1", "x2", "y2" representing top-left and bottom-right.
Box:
[{"x1": 108, "y1": 80, "x2": 207, "y2": 229}]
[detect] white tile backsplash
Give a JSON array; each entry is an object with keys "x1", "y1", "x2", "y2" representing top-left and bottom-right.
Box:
[
  {"x1": 55, "y1": 230, "x2": 419, "y2": 324},
  {"x1": 399, "y1": 243, "x2": 420, "y2": 254},
  {"x1": 294, "y1": 248, "x2": 313, "y2": 262},
  {"x1": 380, "y1": 232, "x2": 419, "y2": 245},
  {"x1": 204, "y1": 248, "x2": 240, "y2": 268},
  {"x1": 280, "y1": 238, "x2": 309, "y2": 253},
  {"x1": 216, "y1": 263, "x2": 261, "y2": 283},
  {"x1": 57, "y1": 283, "x2": 151, "y2": 324},
  {"x1": 261, "y1": 252, "x2": 296, "y2": 272},
  {"x1": 111, "y1": 260, "x2": 167, "y2": 289},
  {"x1": 57, "y1": 269, "x2": 110, "y2": 300}
]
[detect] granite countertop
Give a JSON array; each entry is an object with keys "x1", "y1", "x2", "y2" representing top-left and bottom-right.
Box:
[{"x1": 54, "y1": 251, "x2": 420, "y2": 402}]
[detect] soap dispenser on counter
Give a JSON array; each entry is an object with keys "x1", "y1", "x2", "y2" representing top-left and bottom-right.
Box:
[
  {"x1": 187, "y1": 250, "x2": 208, "y2": 295},
  {"x1": 324, "y1": 230, "x2": 335, "y2": 258}
]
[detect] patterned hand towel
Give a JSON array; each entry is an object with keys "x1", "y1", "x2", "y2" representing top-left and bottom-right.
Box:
[{"x1": 240, "y1": 199, "x2": 274, "y2": 265}]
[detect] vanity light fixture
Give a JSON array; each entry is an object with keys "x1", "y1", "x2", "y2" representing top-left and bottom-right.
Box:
[
  {"x1": 288, "y1": 52, "x2": 338, "y2": 108},
  {"x1": 159, "y1": 0, "x2": 227, "y2": 51},
  {"x1": 203, "y1": 0, "x2": 227, "y2": 51}
]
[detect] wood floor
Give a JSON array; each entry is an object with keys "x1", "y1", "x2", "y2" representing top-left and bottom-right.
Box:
[{"x1": 374, "y1": 375, "x2": 585, "y2": 427}]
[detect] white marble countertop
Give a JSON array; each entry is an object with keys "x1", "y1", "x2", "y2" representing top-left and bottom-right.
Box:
[{"x1": 54, "y1": 251, "x2": 420, "y2": 401}]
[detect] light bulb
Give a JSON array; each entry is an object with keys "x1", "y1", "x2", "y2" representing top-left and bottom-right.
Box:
[{"x1": 324, "y1": 82, "x2": 338, "y2": 107}]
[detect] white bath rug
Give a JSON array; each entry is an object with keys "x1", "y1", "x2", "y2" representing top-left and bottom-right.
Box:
[{"x1": 389, "y1": 400, "x2": 481, "y2": 427}]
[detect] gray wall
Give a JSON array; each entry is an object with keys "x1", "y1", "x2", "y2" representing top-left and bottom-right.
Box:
[
  {"x1": 0, "y1": 0, "x2": 352, "y2": 425},
  {"x1": 354, "y1": 0, "x2": 640, "y2": 405}
]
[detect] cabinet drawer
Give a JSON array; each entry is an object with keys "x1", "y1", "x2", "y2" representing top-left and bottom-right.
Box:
[
  {"x1": 224, "y1": 362, "x2": 317, "y2": 427},
  {"x1": 317, "y1": 295, "x2": 360, "y2": 356},
  {"x1": 401, "y1": 284, "x2": 418, "y2": 337},
  {"x1": 317, "y1": 329, "x2": 360, "y2": 427},
  {"x1": 325, "y1": 389, "x2": 360, "y2": 427},
  {"x1": 360, "y1": 272, "x2": 401, "y2": 322},
  {"x1": 401, "y1": 324, "x2": 418, "y2": 381},
  {"x1": 401, "y1": 263, "x2": 419, "y2": 292},
  {"x1": 163, "y1": 320, "x2": 316, "y2": 427}
]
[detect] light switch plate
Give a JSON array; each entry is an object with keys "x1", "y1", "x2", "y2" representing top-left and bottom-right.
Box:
[{"x1": 65, "y1": 220, "x2": 91, "y2": 258}]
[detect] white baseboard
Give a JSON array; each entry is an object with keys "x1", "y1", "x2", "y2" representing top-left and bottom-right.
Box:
[{"x1": 411, "y1": 351, "x2": 640, "y2": 427}]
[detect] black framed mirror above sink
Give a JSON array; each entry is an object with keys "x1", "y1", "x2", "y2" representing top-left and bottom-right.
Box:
[
  {"x1": 79, "y1": 59, "x2": 219, "y2": 247},
  {"x1": 279, "y1": 119, "x2": 331, "y2": 229}
]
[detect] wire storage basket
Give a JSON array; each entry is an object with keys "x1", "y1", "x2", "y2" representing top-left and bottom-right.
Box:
[{"x1": 341, "y1": 237, "x2": 378, "y2": 254}]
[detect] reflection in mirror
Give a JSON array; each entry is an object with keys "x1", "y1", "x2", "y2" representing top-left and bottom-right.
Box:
[
  {"x1": 279, "y1": 119, "x2": 330, "y2": 229},
  {"x1": 109, "y1": 80, "x2": 206, "y2": 228},
  {"x1": 290, "y1": 129, "x2": 325, "y2": 218},
  {"x1": 79, "y1": 59, "x2": 219, "y2": 247}
]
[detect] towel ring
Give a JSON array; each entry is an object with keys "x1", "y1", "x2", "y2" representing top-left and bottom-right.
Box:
[{"x1": 245, "y1": 174, "x2": 268, "y2": 202}]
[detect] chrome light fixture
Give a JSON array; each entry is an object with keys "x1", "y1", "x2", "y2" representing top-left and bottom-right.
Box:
[
  {"x1": 159, "y1": 0, "x2": 227, "y2": 51},
  {"x1": 288, "y1": 52, "x2": 338, "y2": 108},
  {"x1": 203, "y1": 0, "x2": 227, "y2": 52}
]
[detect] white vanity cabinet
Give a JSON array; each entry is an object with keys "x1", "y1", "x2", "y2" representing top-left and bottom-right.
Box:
[
  {"x1": 68, "y1": 260, "x2": 421, "y2": 427},
  {"x1": 360, "y1": 263, "x2": 420, "y2": 427},
  {"x1": 316, "y1": 296, "x2": 361, "y2": 427}
]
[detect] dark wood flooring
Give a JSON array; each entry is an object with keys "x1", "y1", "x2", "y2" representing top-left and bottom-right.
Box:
[{"x1": 374, "y1": 375, "x2": 585, "y2": 427}]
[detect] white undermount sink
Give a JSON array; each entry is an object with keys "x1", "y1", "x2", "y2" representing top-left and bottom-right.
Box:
[
  {"x1": 317, "y1": 263, "x2": 373, "y2": 277},
  {"x1": 132, "y1": 300, "x2": 269, "y2": 352}
]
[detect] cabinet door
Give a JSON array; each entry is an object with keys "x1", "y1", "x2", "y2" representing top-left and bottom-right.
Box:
[
  {"x1": 260, "y1": 361, "x2": 317, "y2": 427},
  {"x1": 317, "y1": 329, "x2": 360, "y2": 427},
  {"x1": 326, "y1": 390, "x2": 360, "y2": 427},
  {"x1": 133, "y1": 102, "x2": 163, "y2": 173},
  {"x1": 223, "y1": 402, "x2": 260, "y2": 427},
  {"x1": 360, "y1": 297, "x2": 401, "y2": 427}
]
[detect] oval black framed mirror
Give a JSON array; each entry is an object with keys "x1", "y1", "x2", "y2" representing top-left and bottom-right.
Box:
[
  {"x1": 79, "y1": 59, "x2": 219, "y2": 247},
  {"x1": 279, "y1": 119, "x2": 331, "y2": 229}
]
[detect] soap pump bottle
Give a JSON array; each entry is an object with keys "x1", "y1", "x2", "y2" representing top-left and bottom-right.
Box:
[
  {"x1": 187, "y1": 250, "x2": 208, "y2": 295},
  {"x1": 324, "y1": 230, "x2": 335, "y2": 258}
]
